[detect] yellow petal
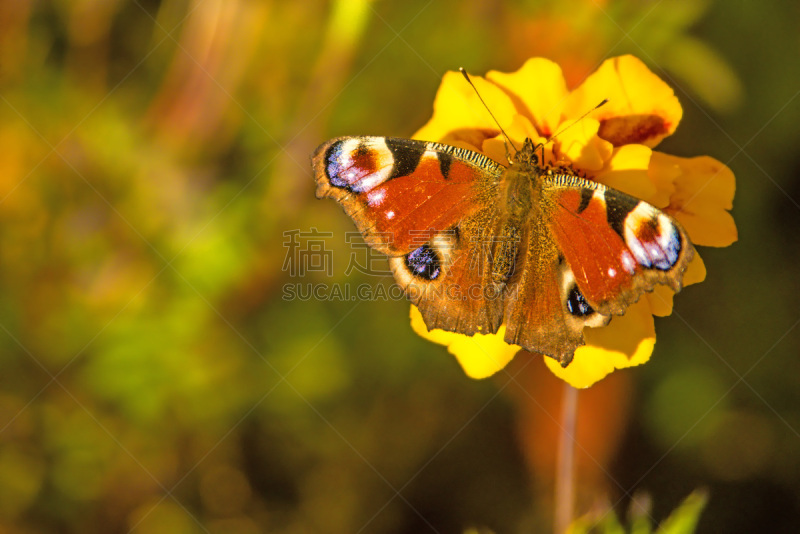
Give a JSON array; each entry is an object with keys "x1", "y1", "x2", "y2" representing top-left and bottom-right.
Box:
[
  {"x1": 653, "y1": 153, "x2": 738, "y2": 247},
  {"x1": 554, "y1": 118, "x2": 613, "y2": 172},
  {"x1": 409, "y1": 306, "x2": 518, "y2": 379},
  {"x1": 487, "y1": 58, "x2": 568, "y2": 137},
  {"x1": 647, "y1": 151, "x2": 681, "y2": 208},
  {"x1": 413, "y1": 70, "x2": 518, "y2": 145},
  {"x1": 545, "y1": 299, "x2": 655, "y2": 388},
  {"x1": 564, "y1": 55, "x2": 683, "y2": 148},
  {"x1": 677, "y1": 209, "x2": 737, "y2": 248},
  {"x1": 594, "y1": 144, "x2": 656, "y2": 201},
  {"x1": 654, "y1": 152, "x2": 735, "y2": 208}
]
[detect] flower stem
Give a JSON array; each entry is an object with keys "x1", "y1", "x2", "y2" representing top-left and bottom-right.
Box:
[{"x1": 554, "y1": 383, "x2": 578, "y2": 534}]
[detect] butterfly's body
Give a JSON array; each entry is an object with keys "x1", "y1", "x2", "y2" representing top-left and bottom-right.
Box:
[{"x1": 313, "y1": 136, "x2": 693, "y2": 366}]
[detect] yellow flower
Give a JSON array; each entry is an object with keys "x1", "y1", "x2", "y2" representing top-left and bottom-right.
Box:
[{"x1": 411, "y1": 55, "x2": 737, "y2": 388}]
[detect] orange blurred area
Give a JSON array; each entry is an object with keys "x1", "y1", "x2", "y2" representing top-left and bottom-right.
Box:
[
  {"x1": 504, "y1": 353, "x2": 633, "y2": 507},
  {"x1": 0, "y1": 1, "x2": 797, "y2": 533}
]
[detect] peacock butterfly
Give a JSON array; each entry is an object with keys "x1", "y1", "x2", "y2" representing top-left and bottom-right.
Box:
[{"x1": 311, "y1": 111, "x2": 694, "y2": 368}]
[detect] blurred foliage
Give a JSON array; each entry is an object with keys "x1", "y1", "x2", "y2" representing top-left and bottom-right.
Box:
[
  {"x1": 0, "y1": 0, "x2": 798, "y2": 533},
  {"x1": 568, "y1": 489, "x2": 708, "y2": 534}
]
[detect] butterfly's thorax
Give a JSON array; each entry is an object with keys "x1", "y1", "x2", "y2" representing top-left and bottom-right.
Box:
[
  {"x1": 491, "y1": 163, "x2": 553, "y2": 283},
  {"x1": 500, "y1": 165, "x2": 533, "y2": 220}
]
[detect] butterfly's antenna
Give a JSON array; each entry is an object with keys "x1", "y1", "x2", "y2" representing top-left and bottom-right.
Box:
[
  {"x1": 537, "y1": 99, "x2": 608, "y2": 167},
  {"x1": 549, "y1": 99, "x2": 608, "y2": 141},
  {"x1": 459, "y1": 68, "x2": 519, "y2": 155}
]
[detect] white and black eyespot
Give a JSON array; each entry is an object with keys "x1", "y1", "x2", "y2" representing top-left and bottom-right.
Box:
[
  {"x1": 325, "y1": 138, "x2": 356, "y2": 188},
  {"x1": 325, "y1": 138, "x2": 394, "y2": 193},
  {"x1": 652, "y1": 214, "x2": 682, "y2": 270},
  {"x1": 624, "y1": 228, "x2": 651, "y2": 269},
  {"x1": 566, "y1": 285, "x2": 594, "y2": 317},
  {"x1": 405, "y1": 245, "x2": 441, "y2": 281},
  {"x1": 623, "y1": 208, "x2": 683, "y2": 272},
  {"x1": 559, "y1": 260, "x2": 593, "y2": 318},
  {"x1": 558, "y1": 259, "x2": 609, "y2": 328}
]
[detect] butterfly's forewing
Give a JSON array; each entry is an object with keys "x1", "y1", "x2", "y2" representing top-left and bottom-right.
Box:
[
  {"x1": 313, "y1": 136, "x2": 504, "y2": 255},
  {"x1": 546, "y1": 176, "x2": 694, "y2": 316}
]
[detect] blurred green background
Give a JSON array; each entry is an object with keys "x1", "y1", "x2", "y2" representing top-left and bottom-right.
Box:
[{"x1": 0, "y1": 1, "x2": 798, "y2": 532}]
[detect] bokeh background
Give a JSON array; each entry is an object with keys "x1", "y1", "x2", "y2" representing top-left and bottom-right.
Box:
[{"x1": 0, "y1": 1, "x2": 798, "y2": 532}]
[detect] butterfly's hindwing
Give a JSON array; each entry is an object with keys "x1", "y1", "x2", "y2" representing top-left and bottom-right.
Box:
[{"x1": 389, "y1": 217, "x2": 506, "y2": 337}]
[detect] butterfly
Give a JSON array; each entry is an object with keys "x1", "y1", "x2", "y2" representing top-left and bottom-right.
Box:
[{"x1": 311, "y1": 133, "x2": 694, "y2": 367}]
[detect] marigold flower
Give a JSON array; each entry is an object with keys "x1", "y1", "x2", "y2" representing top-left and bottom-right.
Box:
[{"x1": 411, "y1": 55, "x2": 737, "y2": 388}]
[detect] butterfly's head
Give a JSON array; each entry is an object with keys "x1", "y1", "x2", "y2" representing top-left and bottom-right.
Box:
[
  {"x1": 460, "y1": 68, "x2": 604, "y2": 176},
  {"x1": 513, "y1": 138, "x2": 546, "y2": 169}
]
